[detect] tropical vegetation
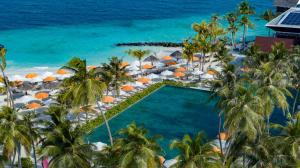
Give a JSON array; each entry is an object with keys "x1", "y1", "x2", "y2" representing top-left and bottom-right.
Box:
[{"x1": 0, "y1": 1, "x2": 300, "y2": 168}]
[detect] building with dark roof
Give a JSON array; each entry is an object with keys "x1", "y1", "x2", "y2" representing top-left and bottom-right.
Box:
[
  {"x1": 254, "y1": 36, "x2": 294, "y2": 52},
  {"x1": 266, "y1": 7, "x2": 300, "y2": 43},
  {"x1": 274, "y1": 0, "x2": 300, "y2": 12}
]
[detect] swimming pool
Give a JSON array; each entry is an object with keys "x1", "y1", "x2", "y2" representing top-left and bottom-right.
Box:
[{"x1": 86, "y1": 86, "x2": 220, "y2": 158}]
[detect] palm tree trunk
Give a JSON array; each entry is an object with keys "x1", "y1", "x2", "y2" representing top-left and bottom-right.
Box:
[
  {"x1": 202, "y1": 53, "x2": 205, "y2": 72},
  {"x1": 96, "y1": 100, "x2": 113, "y2": 146},
  {"x1": 139, "y1": 59, "x2": 142, "y2": 75},
  {"x1": 267, "y1": 115, "x2": 270, "y2": 135},
  {"x1": 32, "y1": 141, "x2": 37, "y2": 168},
  {"x1": 243, "y1": 25, "x2": 246, "y2": 50},
  {"x1": 292, "y1": 87, "x2": 299, "y2": 116},
  {"x1": 218, "y1": 114, "x2": 224, "y2": 163},
  {"x1": 12, "y1": 147, "x2": 17, "y2": 166},
  {"x1": 17, "y1": 143, "x2": 22, "y2": 168},
  {"x1": 231, "y1": 32, "x2": 235, "y2": 51},
  {"x1": 0, "y1": 68, "x2": 14, "y2": 108}
]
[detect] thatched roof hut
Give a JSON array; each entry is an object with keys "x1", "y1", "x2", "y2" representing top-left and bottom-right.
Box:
[{"x1": 274, "y1": 0, "x2": 299, "y2": 11}]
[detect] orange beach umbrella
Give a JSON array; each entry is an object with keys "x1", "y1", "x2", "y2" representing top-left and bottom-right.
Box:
[
  {"x1": 212, "y1": 146, "x2": 221, "y2": 153},
  {"x1": 173, "y1": 72, "x2": 185, "y2": 77},
  {"x1": 137, "y1": 77, "x2": 150, "y2": 84},
  {"x1": 142, "y1": 64, "x2": 153, "y2": 69},
  {"x1": 35, "y1": 92, "x2": 49, "y2": 100},
  {"x1": 218, "y1": 132, "x2": 229, "y2": 141},
  {"x1": 102, "y1": 96, "x2": 114, "y2": 103},
  {"x1": 43, "y1": 76, "x2": 56, "y2": 82},
  {"x1": 26, "y1": 102, "x2": 42, "y2": 109},
  {"x1": 162, "y1": 55, "x2": 173, "y2": 61},
  {"x1": 25, "y1": 73, "x2": 38, "y2": 79},
  {"x1": 56, "y1": 69, "x2": 68, "y2": 75},
  {"x1": 87, "y1": 66, "x2": 97, "y2": 70},
  {"x1": 120, "y1": 62, "x2": 129, "y2": 68},
  {"x1": 207, "y1": 70, "x2": 216, "y2": 75},
  {"x1": 175, "y1": 67, "x2": 186, "y2": 72},
  {"x1": 192, "y1": 56, "x2": 199, "y2": 61},
  {"x1": 121, "y1": 85, "x2": 135, "y2": 92},
  {"x1": 165, "y1": 61, "x2": 177, "y2": 66}
]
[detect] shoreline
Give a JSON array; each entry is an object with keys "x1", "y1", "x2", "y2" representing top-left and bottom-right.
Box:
[{"x1": 4, "y1": 46, "x2": 182, "y2": 79}]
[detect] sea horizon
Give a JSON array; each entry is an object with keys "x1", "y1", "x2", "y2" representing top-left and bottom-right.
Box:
[{"x1": 0, "y1": 0, "x2": 273, "y2": 74}]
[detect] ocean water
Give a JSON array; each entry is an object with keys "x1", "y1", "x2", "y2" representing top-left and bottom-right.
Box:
[{"x1": 0, "y1": 0, "x2": 273, "y2": 71}]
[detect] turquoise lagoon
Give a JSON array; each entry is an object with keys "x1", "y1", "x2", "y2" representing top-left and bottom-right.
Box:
[{"x1": 0, "y1": 0, "x2": 273, "y2": 70}]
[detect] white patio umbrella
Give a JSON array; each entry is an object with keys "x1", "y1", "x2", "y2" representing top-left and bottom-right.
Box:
[
  {"x1": 193, "y1": 70, "x2": 204, "y2": 75},
  {"x1": 201, "y1": 73, "x2": 214, "y2": 79},
  {"x1": 93, "y1": 142, "x2": 107, "y2": 151},
  {"x1": 146, "y1": 73, "x2": 160, "y2": 79},
  {"x1": 15, "y1": 95, "x2": 38, "y2": 104},
  {"x1": 160, "y1": 70, "x2": 173, "y2": 76},
  {"x1": 211, "y1": 66, "x2": 223, "y2": 72},
  {"x1": 9, "y1": 75, "x2": 26, "y2": 81}
]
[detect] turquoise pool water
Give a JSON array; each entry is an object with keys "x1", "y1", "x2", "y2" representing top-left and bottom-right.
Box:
[{"x1": 87, "y1": 86, "x2": 220, "y2": 158}]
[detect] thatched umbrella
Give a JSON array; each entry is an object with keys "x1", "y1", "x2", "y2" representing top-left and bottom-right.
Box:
[
  {"x1": 170, "y1": 51, "x2": 182, "y2": 60},
  {"x1": 143, "y1": 55, "x2": 159, "y2": 66}
]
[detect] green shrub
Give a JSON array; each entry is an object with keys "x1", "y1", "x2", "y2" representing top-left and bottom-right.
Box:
[{"x1": 21, "y1": 158, "x2": 33, "y2": 168}]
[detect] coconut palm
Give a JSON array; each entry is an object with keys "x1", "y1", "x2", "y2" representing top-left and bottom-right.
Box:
[
  {"x1": 221, "y1": 84, "x2": 265, "y2": 140},
  {"x1": 39, "y1": 116, "x2": 96, "y2": 168},
  {"x1": 23, "y1": 112, "x2": 41, "y2": 168},
  {"x1": 213, "y1": 44, "x2": 234, "y2": 67},
  {"x1": 112, "y1": 122, "x2": 162, "y2": 168},
  {"x1": 239, "y1": 15, "x2": 254, "y2": 50},
  {"x1": 260, "y1": 9, "x2": 275, "y2": 36},
  {"x1": 225, "y1": 12, "x2": 239, "y2": 49},
  {"x1": 60, "y1": 57, "x2": 106, "y2": 122},
  {"x1": 182, "y1": 39, "x2": 196, "y2": 72},
  {"x1": 272, "y1": 114, "x2": 300, "y2": 166},
  {"x1": 125, "y1": 49, "x2": 150, "y2": 74},
  {"x1": 290, "y1": 46, "x2": 300, "y2": 116},
  {"x1": 98, "y1": 57, "x2": 131, "y2": 97},
  {"x1": 250, "y1": 47, "x2": 292, "y2": 133},
  {"x1": 0, "y1": 106, "x2": 31, "y2": 168},
  {"x1": 238, "y1": 0, "x2": 255, "y2": 50},
  {"x1": 209, "y1": 63, "x2": 237, "y2": 158},
  {"x1": 170, "y1": 132, "x2": 221, "y2": 168},
  {"x1": 0, "y1": 47, "x2": 14, "y2": 108}
]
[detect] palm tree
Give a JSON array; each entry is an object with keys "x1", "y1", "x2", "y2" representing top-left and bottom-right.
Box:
[
  {"x1": 60, "y1": 57, "x2": 106, "y2": 122},
  {"x1": 239, "y1": 15, "x2": 254, "y2": 50},
  {"x1": 272, "y1": 114, "x2": 300, "y2": 166},
  {"x1": 39, "y1": 115, "x2": 96, "y2": 168},
  {"x1": 170, "y1": 132, "x2": 221, "y2": 168},
  {"x1": 290, "y1": 46, "x2": 300, "y2": 116},
  {"x1": 260, "y1": 9, "x2": 275, "y2": 36},
  {"x1": 209, "y1": 63, "x2": 237, "y2": 160},
  {"x1": 0, "y1": 46, "x2": 14, "y2": 108},
  {"x1": 222, "y1": 84, "x2": 265, "y2": 140},
  {"x1": 0, "y1": 106, "x2": 31, "y2": 168},
  {"x1": 247, "y1": 44, "x2": 292, "y2": 134},
  {"x1": 98, "y1": 57, "x2": 131, "y2": 97},
  {"x1": 238, "y1": 0, "x2": 255, "y2": 50},
  {"x1": 193, "y1": 21, "x2": 212, "y2": 71},
  {"x1": 182, "y1": 39, "x2": 195, "y2": 72},
  {"x1": 213, "y1": 43, "x2": 234, "y2": 67},
  {"x1": 225, "y1": 12, "x2": 239, "y2": 50},
  {"x1": 23, "y1": 112, "x2": 41, "y2": 168},
  {"x1": 112, "y1": 122, "x2": 162, "y2": 168},
  {"x1": 126, "y1": 49, "x2": 150, "y2": 74}
]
